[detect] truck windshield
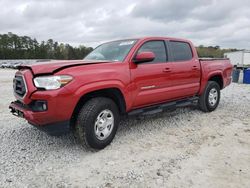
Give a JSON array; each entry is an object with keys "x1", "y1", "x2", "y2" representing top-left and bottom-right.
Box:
[{"x1": 84, "y1": 40, "x2": 137, "y2": 62}]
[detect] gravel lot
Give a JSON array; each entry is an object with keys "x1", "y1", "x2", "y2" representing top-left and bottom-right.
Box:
[{"x1": 0, "y1": 69, "x2": 250, "y2": 188}]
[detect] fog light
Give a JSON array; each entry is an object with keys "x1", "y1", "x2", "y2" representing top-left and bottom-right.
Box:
[
  {"x1": 29, "y1": 100, "x2": 48, "y2": 112},
  {"x1": 42, "y1": 103, "x2": 47, "y2": 110}
]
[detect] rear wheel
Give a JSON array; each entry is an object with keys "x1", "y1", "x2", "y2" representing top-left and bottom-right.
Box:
[
  {"x1": 75, "y1": 97, "x2": 120, "y2": 150},
  {"x1": 199, "y1": 81, "x2": 220, "y2": 112}
]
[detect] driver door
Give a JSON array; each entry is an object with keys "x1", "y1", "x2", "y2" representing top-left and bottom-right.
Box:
[{"x1": 130, "y1": 40, "x2": 171, "y2": 108}]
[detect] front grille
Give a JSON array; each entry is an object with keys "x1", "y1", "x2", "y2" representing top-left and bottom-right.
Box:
[{"x1": 13, "y1": 75, "x2": 26, "y2": 98}]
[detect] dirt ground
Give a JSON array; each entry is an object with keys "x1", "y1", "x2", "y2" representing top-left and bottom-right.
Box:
[{"x1": 0, "y1": 69, "x2": 250, "y2": 188}]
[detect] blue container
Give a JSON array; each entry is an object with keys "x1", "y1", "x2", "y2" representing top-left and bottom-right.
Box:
[
  {"x1": 243, "y1": 68, "x2": 250, "y2": 84},
  {"x1": 232, "y1": 69, "x2": 240, "y2": 83}
]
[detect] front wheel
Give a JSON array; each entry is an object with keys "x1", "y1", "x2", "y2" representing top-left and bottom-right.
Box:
[
  {"x1": 199, "y1": 81, "x2": 221, "y2": 112},
  {"x1": 75, "y1": 97, "x2": 120, "y2": 150}
]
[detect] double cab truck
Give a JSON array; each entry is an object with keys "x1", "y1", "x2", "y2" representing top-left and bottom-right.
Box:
[{"x1": 9, "y1": 37, "x2": 233, "y2": 149}]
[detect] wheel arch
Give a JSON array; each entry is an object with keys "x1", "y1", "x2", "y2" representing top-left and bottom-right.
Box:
[
  {"x1": 208, "y1": 74, "x2": 224, "y2": 89},
  {"x1": 199, "y1": 71, "x2": 224, "y2": 95},
  {"x1": 70, "y1": 87, "x2": 127, "y2": 129}
]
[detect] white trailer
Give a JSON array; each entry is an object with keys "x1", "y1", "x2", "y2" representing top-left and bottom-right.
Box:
[{"x1": 224, "y1": 50, "x2": 250, "y2": 67}]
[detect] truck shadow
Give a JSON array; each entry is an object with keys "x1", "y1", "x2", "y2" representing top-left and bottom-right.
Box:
[{"x1": 118, "y1": 107, "x2": 201, "y2": 131}]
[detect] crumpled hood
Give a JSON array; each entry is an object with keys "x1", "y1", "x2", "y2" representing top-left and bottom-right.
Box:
[{"x1": 18, "y1": 60, "x2": 111, "y2": 75}]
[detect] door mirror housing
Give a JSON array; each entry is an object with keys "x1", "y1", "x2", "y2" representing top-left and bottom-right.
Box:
[{"x1": 134, "y1": 51, "x2": 155, "y2": 64}]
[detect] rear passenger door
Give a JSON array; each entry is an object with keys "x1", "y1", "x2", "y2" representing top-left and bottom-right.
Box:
[{"x1": 166, "y1": 41, "x2": 201, "y2": 99}]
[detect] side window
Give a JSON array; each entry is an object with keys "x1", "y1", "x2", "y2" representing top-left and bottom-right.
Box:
[
  {"x1": 137, "y1": 41, "x2": 167, "y2": 63},
  {"x1": 170, "y1": 41, "x2": 193, "y2": 62}
]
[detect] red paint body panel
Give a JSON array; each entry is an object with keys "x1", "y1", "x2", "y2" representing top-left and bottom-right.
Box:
[
  {"x1": 10, "y1": 37, "x2": 233, "y2": 128},
  {"x1": 198, "y1": 59, "x2": 233, "y2": 95}
]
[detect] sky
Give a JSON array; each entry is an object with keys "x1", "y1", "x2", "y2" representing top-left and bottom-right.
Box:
[{"x1": 0, "y1": 0, "x2": 250, "y2": 49}]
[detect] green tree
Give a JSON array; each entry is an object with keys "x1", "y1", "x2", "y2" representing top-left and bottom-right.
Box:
[{"x1": 0, "y1": 32, "x2": 93, "y2": 60}]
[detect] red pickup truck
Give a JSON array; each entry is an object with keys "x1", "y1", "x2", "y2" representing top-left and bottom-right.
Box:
[{"x1": 9, "y1": 37, "x2": 232, "y2": 149}]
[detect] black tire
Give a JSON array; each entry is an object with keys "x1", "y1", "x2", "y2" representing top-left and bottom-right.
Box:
[
  {"x1": 199, "y1": 81, "x2": 220, "y2": 112},
  {"x1": 75, "y1": 97, "x2": 120, "y2": 150}
]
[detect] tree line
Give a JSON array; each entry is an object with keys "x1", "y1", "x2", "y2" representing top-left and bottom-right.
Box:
[
  {"x1": 196, "y1": 45, "x2": 239, "y2": 58},
  {"x1": 0, "y1": 32, "x2": 241, "y2": 60},
  {"x1": 0, "y1": 32, "x2": 93, "y2": 60}
]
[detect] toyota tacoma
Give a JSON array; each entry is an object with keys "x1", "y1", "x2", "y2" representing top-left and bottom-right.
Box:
[{"x1": 9, "y1": 37, "x2": 233, "y2": 149}]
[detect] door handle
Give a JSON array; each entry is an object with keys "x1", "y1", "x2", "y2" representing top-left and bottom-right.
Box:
[
  {"x1": 163, "y1": 68, "x2": 171, "y2": 73},
  {"x1": 192, "y1": 66, "x2": 199, "y2": 70}
]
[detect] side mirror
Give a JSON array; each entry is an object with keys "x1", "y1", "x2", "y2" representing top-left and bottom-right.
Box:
[{"x1": 134, "y1": 51, "x2": 155, "y2": 64}]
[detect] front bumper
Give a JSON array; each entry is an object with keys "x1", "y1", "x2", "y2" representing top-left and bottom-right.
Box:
[{"x1": 9, "y1": 101, "x2": 70, "y2": 135}]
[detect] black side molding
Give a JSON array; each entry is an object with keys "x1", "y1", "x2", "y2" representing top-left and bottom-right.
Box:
[{"x1": 128, "y1": 96, "x2": 199, "y2": 116}]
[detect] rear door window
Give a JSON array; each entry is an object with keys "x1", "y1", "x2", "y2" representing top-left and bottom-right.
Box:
[{"x1": 169, "y1": 41, "x2": 193, "y2": 61}]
